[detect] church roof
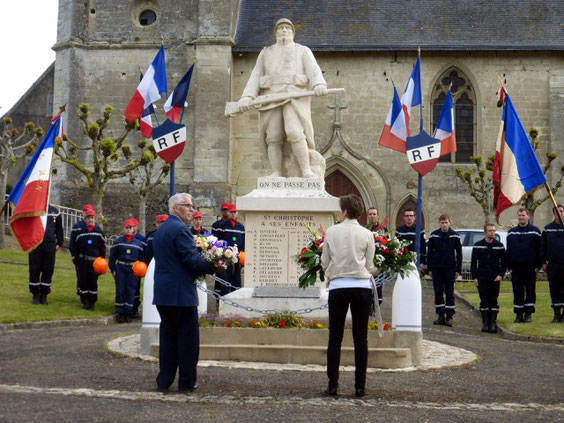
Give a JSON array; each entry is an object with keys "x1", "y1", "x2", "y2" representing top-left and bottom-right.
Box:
[{"x1": 234, "y1": 0, "x2": 564, "y2": 51}]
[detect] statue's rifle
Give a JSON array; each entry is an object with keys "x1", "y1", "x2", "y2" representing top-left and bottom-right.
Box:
[{"x1": 225, "y1": 88, "x2": 345, "y2": 117}]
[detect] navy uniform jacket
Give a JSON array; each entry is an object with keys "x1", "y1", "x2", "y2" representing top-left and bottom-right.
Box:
[
  {"x1": 541, "y1": 221, "x2": 564, "y2": 264},
  {"x1": 471, "y1": 239, "x2": 507, "y2": 281},
  {"x1": 189, "y1": 226, "x2": 208, "y2": 237},
  {"x1": 427, "y1": 228, "x2": 462, "y2": 273},
  {"x1": 506, "y1": 223, "x2": 542, "y2": 269},
  {"x1": 152, "y1": 214, "x2": 216, "y2": 307},
  {"x1": 69, "y1": 221, "x2": 106, "y2": 259},
  {"x1": 211, "y1": 218, "x2": 227, "y2": 237},
  {"x1": 396, "y1": 224, "x2": 426, "y2": 264},
  {"x1": 109, "y1": 235, "x2": 145, "y2": 273},
  {"x1": 44, "y1": 205, "x2": 64, "y2": 246},
  {"x1": 219, "y1": 219, "x2": 245, "y2": 251},
  {"x1": 144, "y1": 230, "x2": 156, "y2": 264}
]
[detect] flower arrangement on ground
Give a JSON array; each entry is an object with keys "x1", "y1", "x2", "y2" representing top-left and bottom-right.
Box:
[
  {"x1": 368, "y1": 321, "x2": 391, "y2": 331},
  {"x1": 373, "y1": 230, "x2": 417, "y2": 278},
  {"x1": 294, "y1": 223, "x2": 325, "y2": 288},
  {"x1": 193, "y1": 231, "x2": 239, "y2": 282}
]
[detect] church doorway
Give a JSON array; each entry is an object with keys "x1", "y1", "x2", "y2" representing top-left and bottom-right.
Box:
[
  {"x1": 325, "y1": 170, "x2": 367, "y2": 225},
  {"x1": 395, "y1": 198, "x2": 425, "y2": 230}
]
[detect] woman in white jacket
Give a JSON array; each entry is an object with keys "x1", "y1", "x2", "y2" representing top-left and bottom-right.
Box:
[{"x1": 321, "y1": 195, "x2": 376, "y2": 398}]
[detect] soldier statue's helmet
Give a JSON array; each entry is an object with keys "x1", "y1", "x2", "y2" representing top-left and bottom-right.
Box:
[{"x1": 274, "y1": 18, "x2": 295, "y2": 35}]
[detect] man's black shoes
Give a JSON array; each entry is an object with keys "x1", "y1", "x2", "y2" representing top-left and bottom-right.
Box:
[
  {"x1": 323, "y1": 386, "x2": 338, "y2": 397},
  {"x1": 445, "y1": 316, "x2": 453, "y2": 327},
  {"x1": 433, "y1": 314, "x2": 445, "y2": 325},
  {"x1": 179, "y1": 380, "x2": 200, "y2": 392},
  {"x1": 355, "y1": 388, "x2": 366, "y2": 398}
]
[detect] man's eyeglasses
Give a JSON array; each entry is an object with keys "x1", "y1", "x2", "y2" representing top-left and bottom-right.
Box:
[{"x1": 177, "y1": 203, "x2": 194, "y2": 209}]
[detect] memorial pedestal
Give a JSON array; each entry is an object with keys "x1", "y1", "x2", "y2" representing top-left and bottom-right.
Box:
[{"x1": 219, "y1": 177, "x2": 339, "y2": 319}]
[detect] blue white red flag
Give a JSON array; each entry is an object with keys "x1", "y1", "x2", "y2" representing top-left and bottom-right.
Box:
[
  {"x1": 400, "y1": 55, "x2": 422, "y2": 129},
  {"x1": 493, "y1": 94, "x2": 546, "y2": 220},
  {"x1": 406, "y1": 131, "x2": 441, "y2": 177},
  {"x1": 164, "y1": 64, "x2": 194, "y2": 123},
  {"x1": 433, "y1": 90, "x2": 457, "y2": 156},
  {"x1": 7, "y1": 114, "x2": 63, "y2": 252},
  {"x1": 138, "y1": 71, "x2": 155, "y2": 138},
  {"x1": 124, "y1": 45, "x2": 167, "y2": 123},
  {"x1": 378, "y1": 86, "x2": 409, "y2": 153}
]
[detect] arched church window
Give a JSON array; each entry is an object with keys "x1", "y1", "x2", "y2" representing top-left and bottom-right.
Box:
[
  {"x1": 325, "y1": 170, "x2": 368, "y2": 225},
  {"x1": 431, "y1": 69, "x2": 476, "y2": 163}
]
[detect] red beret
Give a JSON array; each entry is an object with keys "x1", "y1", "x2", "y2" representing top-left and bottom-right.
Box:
[
  {"x1": 221, "y1": 202, "x2": 230, "y2": 210},
  {"x1": 192, "y1": 211, "x2": 203, "y2": 218},
  {"x1": 156, "y1": 214, "x2": 168, "y2": 223},
  {"x1": 129, "y1": 218, "x2": 139, "y2": 226},
  {"x1": 82, "y1": 204, "x2": 94, "y2": 211},
  {"x1": 227, "y1": 203, "x2": 237, "y2": 212},
  {"x1": 84, "y1": 209, "x2": 96, "y2": 217},
  {"x1": 123, "y1": 218, "x2": 134, "y2": 227}
]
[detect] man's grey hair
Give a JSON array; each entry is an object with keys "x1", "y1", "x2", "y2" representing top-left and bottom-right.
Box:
[{"x1": 168, "y1": 192, "x2": 192, "y2": 214}]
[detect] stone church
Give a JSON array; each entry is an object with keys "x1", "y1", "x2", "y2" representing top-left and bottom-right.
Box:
[{"x1": 7, "y1": 0, "x2": 564, "y2": 234}]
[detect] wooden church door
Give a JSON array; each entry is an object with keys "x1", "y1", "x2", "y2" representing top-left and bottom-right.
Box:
[{"x1": 325, "y1": 170, "x2": 367, "y2": 225}]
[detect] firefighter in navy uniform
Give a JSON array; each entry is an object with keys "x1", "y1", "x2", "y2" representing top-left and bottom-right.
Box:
[
  {"x1": 144, "y1": 214, "x2": 168, "y2": 265},
  {"x1": 211, "y1": 202, "x2": 230, "y2": 238},
  {"x1": 110, "y1": 219, "x2": 145, "y2": 323},
  {"x1": 28, "y1": 204, "x2": 64, "y2": 305},
  {"x1": 471, "y1": 223, "x2": 507, "y2": 333},
  {"x1": 541, "y1": 204, "x2": 564, "y2": 323},
  {"x1": 427, "y1": 214, "x2": 462, "y2": 327},
  {"x1": 189, "y1": 211, "x2": 207, "y2": 236},
  {"x1": 395, "y1": 208, "x2": 426, "y2": 271},
  {"x1": 70, "y1": 204, "x2": 94, "y2": 302},
  {"x1": 216, "y1": 204, "x2": 245, "y2": 296},
  {"x1": 129, "y1": 218, "x2": 145, "y2": 318},
  {"x1": 506, "y1": 208, "x2": 542, "y2": 323},
  {"x1": 69, "y1": 208, "x2": 106, "y2": 310}
]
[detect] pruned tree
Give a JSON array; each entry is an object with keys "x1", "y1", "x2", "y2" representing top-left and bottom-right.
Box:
[
  {"x1": 521, "y1": 128, "x2": 564, "y2": 222},
  {"x1": 454, "y1": 127, "x2": 564, "y2": 224},
  {"x1": 0, "y1": 117, "x2": 44, "y2": 249},
  {"x1": 454, "y1": 155, "x2": 496, "y2": 223},
  {"x1": 128, "y1": 141, "x2": 170, "y2": 234},
  {"x1": 54, "y1": 103, "x2": 148, "y2": 223}
]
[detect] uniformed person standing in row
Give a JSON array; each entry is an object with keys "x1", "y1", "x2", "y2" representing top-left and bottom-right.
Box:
[
  {"x1": 28, "y1": 204, "x2": 64, "y2": 305},
  {"x1": 189, "y1": 211, "x2": 207, "y2": 236},
  {"x1": 395, "y1": 208, "x2": 426, "y2": 271},
  {"x1": 541, "y1": 204, "x2": 564, "y2": 323},
  {"x1": 427, "y1": 214, "x2": 462, "y2": 327},
  {"x1": 69, "y1": 208, "x2": 106, "y2": 311},
  {"x1": 110, "y1": 218, "x2": 145, "y2": 323},
  {"x1": 144, "y1": 214, "x2": 168, "y2": 265},
  {"x1": 211, "y1": 202, "x2": 230, "y2": 238},
  {"x1": 70, "y1": 204, "x2": 94, "y2": 303},
  {"x1": 471, "y1": 223, "x2": 507, "y2": 333},
  {"x1": 216, "y1": 204, "x2": 245, "y2": 296},
  {"x1": 506, "y1": 208, "x2": 542, "y2": 323}
]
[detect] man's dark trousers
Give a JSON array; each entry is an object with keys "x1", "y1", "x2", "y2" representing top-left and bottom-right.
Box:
[{"x1": 156, "y1": 305, "x2": 199, "y2": 390}]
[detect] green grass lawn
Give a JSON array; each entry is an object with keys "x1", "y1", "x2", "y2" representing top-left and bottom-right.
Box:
[
  {"x1": 456, "y1": 281, "x2": 564, "y2": 339},
  {"x1": 0, "y1": 248, "x2": 129, "y2": 324}
]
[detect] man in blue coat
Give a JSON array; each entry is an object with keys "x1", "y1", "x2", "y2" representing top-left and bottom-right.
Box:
[{"x1": 152, "y1": 193, "x2": 217, "y2": 392}]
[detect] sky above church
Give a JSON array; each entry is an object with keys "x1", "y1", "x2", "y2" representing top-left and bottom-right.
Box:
[{"x1": 1, "y1": 0, "x2": 58, "y2": 114}]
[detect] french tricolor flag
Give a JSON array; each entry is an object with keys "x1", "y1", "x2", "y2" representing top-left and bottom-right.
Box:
[
  {"x1": 378, "y1": 86, "x2": 409, "y2": 153},
  {"x1": 433, "y1": 90, "x2": 457, "y2": 156},
  {"x1": 124, "y1": 45, "x2": 167, "y2": 123},
  {"x1": 163, "y1": 64, "x2": 194, "y2": 123},
  {"x1": 400, "y1": 55, "x2": 422, "y2": 130},
  {"x1": 7, "y1": 115, "x2": 62, "y2": 252},
  {"x1": 138, "y1": 71, "x2": 155, "y2": 138},
  {"x1": 493, "y1": 94, "x2": 546, "y2": 220}
]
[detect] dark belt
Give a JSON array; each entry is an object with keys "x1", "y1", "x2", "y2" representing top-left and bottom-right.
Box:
[
  {"x1": 79, "y1": 254, "x2": 98, "y2": 261},
  {"x1": 117, "y1": 260, "x2": 135, "y2": 266}
]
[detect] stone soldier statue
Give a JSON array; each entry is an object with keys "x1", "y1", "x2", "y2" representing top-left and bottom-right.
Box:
[{"x1": 238, "y1": 18, "x2": 328, "y2": 178}]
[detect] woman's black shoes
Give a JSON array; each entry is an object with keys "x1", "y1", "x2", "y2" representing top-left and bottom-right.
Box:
[
  {"x1": 355, "y1": 389, "x2": 365, "y2": 398},
  {"x1": 323, "y1": 387, "x2": 338, "y2": 397}
]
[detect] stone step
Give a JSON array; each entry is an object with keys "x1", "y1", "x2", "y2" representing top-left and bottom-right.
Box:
[{"x1": 151, "y1": 343, "x2": 413, "y2": 369}]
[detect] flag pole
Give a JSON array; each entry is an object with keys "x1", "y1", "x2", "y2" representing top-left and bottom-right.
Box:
[
  {"x1": 497, "y1": 75, "x2": 563, "y2": 224},
  {"x1": 414, "y1": 47, "x2": 423, "y2": 269}
]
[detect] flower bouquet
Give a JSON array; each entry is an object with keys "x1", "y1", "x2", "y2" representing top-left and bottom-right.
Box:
[
  {"x1": 193, "y1": 231, "x2": 239, "y2": 283},
  {"x1": 294, "y1": 223, "x2": 325, "y2": 289},
  {"x1": 373, "y1": 230, "x2": 417, "y2": 278}
]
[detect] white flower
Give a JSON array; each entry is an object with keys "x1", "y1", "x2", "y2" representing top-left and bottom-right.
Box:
[
  {"x1": 206, "y1": 235, "x2": 218, "y2": 243},
  {"x1": 224, "y1": 249, "x2": 233, "y2": 258}
]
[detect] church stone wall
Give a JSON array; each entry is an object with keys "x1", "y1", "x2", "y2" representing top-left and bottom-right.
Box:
[{"x1": 230, "y1": 50, "x2": 564, "y2": 230}]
